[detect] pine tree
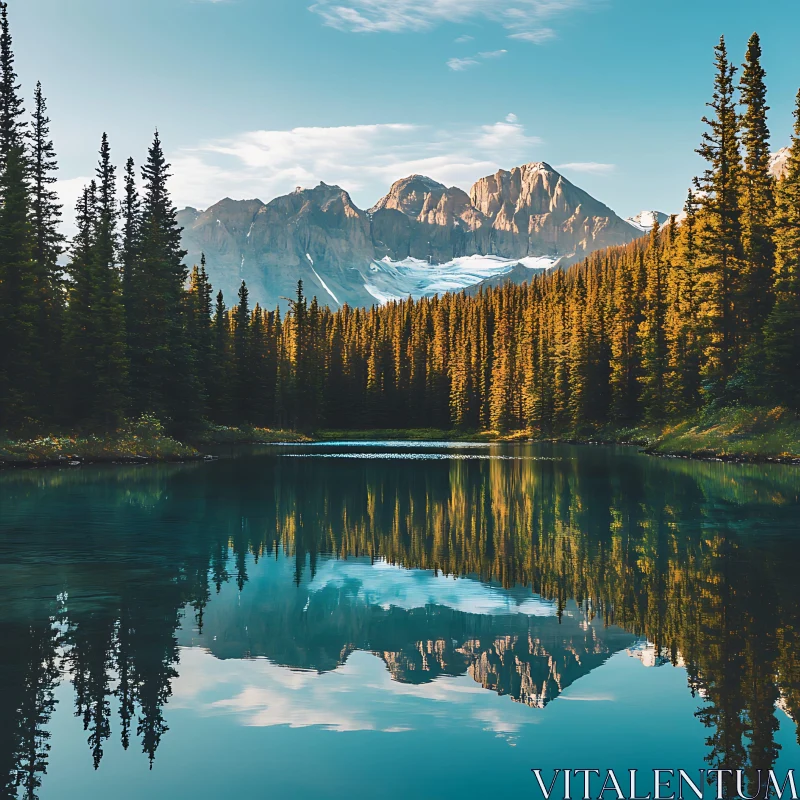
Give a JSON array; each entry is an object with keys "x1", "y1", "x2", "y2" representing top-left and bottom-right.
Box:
[
  {"x1": 188, "y1": 254, "x2": 213, "y2": 415},
  {"x1": 567, "y1": 273, "x2": 590, "y2": 430},
  {"x1": 232, "y1": 280, "x2": 251, "y2": 421},
  {"x1": 694, "y1": 36, "x2": 745, "y2": 399},
  {"x1": 763, "y1": 90, "x2": 800, "y2": 406},
  {"x1": 29, "y1": 82, "x2": 64, "y2": 310},
  {"x1": 129, "y1": 131, "x2": 199, "y2": 430},
  {"x1": 90, "y1": 133, "x2": 129, "y2": 425},
  {"x1": 209, "y1": 290, "x2": 231, "y2": 422},
  {"x1": 120, "y1": 156, "x2": 140, "y2": 331},
  {"x1": 739, "y1": 32, "x2": 775, "y2": 338},
  {"x1": 0, "y1": 1, "x2": 24, "y2": 166},
  {"x1": 637, "y1": 221, "x2": 668, "y2": 421},
  {"x1": 665, "y1": 198, "x2": 702, "y2": 415},
  {"x1": 0, "y1": 0, "x2": 36, "y2": 428},
  {"x1": 63, "y1": 137, "x2": 128, "y2": 428}
]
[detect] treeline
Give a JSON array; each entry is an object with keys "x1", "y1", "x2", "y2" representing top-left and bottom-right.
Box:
[{"x1": 0, "y1": 7, "x2": 798, "y2": 435}]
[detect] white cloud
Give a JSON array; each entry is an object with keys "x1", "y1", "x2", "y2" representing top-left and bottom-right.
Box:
[
  {"x1": 447, "y1": 47, "x2": 507, "y2": 72},
  {"x1": 556, "y1": 161, "x2": 615, "y2": 174},
  {"x1": 161, "y1": 116, "x2": 541, "y2": 211},
  {"x1": 447, "y1": 56, "x2": 479, "y2": 71},
  {"x1": 309, "y1": 0, "x2": 587, "y2": 43},
  {"x1": 55, "y1": 116, "x2": 545, "y2": 232},
  {"x1": 454, "y1": 34, "x2": 474, "y2": 42},
  {"x1": 509, "y1": 27, "x2": 555, "y2": 42}
]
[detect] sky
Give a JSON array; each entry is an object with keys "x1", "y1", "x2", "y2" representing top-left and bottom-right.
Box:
[{"x1": 8, "y1": 0, "x2": 800, "y2": 227}]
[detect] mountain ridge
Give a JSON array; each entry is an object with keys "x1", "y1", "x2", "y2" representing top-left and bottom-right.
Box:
[{"x1": 178, "y1": 161, "x2": 646, "y2": 309}]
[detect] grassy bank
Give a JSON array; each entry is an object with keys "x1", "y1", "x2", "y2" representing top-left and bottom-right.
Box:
[
  {"x1": 314, "y1": 428, "x2": 534, "y2": 442},
  {"x1": 4, "y1": 407, "x2": 797, "y2": 469},
  {"x1": 192, "y1": 425, "x2": 312, "y2": 445},
  {"x1": 644, "y1": 406, "x2": 800, "y2": 462},
  {"x1": 0, "y1": 415, "x2": 199, "y2": 468},
  {"x1": 316, "y1": 406, "x2": 800, "y2": 463}
]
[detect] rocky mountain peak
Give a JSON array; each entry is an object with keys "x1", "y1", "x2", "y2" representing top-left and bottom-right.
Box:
[
  {"x1": 468, "y1": 162, "x2": 636, "y2": 260},
  {"x1": 179, "y1": 161, "x2": 644, "y2": 310},
  {"x1": 770, "y1": 147, "x2": 791, "y2": 180},
  {"x1": 626, "y1": 210, "x2": 669, "y2": 232},
  {"x1": 370, "y1": 174, "x2": 452, "y2": 217}
]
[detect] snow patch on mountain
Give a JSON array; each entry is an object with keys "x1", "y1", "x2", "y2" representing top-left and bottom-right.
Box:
[
  {"x1": 361, "y1": 253, "x2": 560, "y2": 305},
  {"x1": 306, "y1": 253, "x2": 341, "y2": 306},
  {"x1": 626, "y1": 210, "x2": 669, "y2": 233}
]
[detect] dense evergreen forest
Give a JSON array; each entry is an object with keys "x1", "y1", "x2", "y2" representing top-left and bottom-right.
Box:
[{"x1": 0, "y1": 1, "x2": 798, "y2": 435}]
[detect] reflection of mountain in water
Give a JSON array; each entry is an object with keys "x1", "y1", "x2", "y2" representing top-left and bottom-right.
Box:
[{"x1": 178, "y1": 556, "x2": 637, "y2": 708}]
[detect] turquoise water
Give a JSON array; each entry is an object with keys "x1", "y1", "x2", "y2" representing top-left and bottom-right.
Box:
[{"x1": 1, "y1": 442, "x2": 799, "y2": 799}]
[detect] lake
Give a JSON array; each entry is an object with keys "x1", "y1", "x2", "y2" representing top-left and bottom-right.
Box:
[{"x1": 1, "y1": 442, "x2": 799, "y2": 800}]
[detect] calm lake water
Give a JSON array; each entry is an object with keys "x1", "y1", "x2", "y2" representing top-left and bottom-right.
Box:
[{"x1": 1, "y1": 442, "x2": 800, "y2": 800}]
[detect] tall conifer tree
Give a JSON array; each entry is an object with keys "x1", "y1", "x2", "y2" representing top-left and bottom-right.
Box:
[
  {"x1": 739, "y1": 32, "x2": 775, "y2": 338},
  {"x1": 695, "y1": 36, "x2": 745, "y2": 397},
  {"x1": 129, "y1": 131, "x2": 199, "y2": 430},
  {"x1": 0, "y1": 1, "x2": 37, "y2": 427},
  {"x1": 763, "y1": 90, "x2": 800, "y2": 406}
]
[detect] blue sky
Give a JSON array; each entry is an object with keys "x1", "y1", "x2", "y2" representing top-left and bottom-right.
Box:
[{"x1": 9, "y1": 0, "x2": 800, "y2": 222}]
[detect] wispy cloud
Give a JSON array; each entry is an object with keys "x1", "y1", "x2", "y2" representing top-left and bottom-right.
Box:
[
  {"x1": 56, "y1": 116, "x2": 545, "y2": 234},
  {"x1": 447, "y1": 57, "x2": 479, "y2": 71},
  {"x1": 448, "y1": 48, "x2": 507, "y2": 71},
  {"x1": 162, "y1": 116, "x2": 540, "y2": 211},
  {"x1": 454, "y1": 34, "x2": 474, "y2": 43},
  {"x1": 509, "y1": 28, "x2": 555, "y2": 42},
  {"x1": 309, "y1": 0, "x2": 588, "y2": 43},
  {"x1": 556, "y1": 161, "x2": 615, "y2": 174}
]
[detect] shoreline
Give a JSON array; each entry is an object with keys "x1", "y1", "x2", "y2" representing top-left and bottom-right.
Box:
[{"x1": 2, "y1": 406, "x2": 798, "y2": 470}]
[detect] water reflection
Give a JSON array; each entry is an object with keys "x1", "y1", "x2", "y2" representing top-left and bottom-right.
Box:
[{"x1": 0, "y1": 444, "x2": 798, "y2": 799}]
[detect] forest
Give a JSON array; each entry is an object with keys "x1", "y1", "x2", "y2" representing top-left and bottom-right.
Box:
[{"x1": 0, "y1": 0, "x2": 798, "y2": 438}]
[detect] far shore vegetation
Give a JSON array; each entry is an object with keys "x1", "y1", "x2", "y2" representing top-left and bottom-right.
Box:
[{"x1": 3, "y1": 405, "x2": 799, "y2": 467}]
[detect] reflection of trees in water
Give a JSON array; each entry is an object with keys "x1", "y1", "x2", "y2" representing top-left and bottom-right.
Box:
[{"x1": 0, "y1": 450, "x2": 799, "y2": 798}]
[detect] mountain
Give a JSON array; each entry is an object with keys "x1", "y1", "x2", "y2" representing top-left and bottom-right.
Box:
[
  {"x1": 179, "y1": 162, "x2": 644, "y2": 309},
  {"x1": 770, "y1": 147, "x2": 791, "y2": 180},
  {"x1": 626, "y1": 210, "x2": 669, "y2": 232},
  {"x1": 470, "y1": 162, "x2": 639, "y2": 258}
]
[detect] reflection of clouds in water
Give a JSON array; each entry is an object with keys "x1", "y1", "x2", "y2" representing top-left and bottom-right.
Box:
[
  {"x1": 307, "y1": 558, "x2": 558, "y2": 617},
  {"x1": 173, "y1": 648, "x2": 540, "y2": 736}
]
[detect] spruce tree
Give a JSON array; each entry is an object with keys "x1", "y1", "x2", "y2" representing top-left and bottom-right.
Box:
[
  {"x1": 0, "y1": 0, "x2": 36, "y2": 428},
  {"x1": 129, "y1": 131, "x2": 199, "y2": 430},
  {"x1": 63, "y1": 138, "x2": 128, "y2": 428},
  {"x1": 188, "y1": 254, "x2": 213, "y2": 414},
  {"x1": 120, "y1": 156, "x2": 140, "y2": 331},
  {"x1": 694, "y1": 35, "x2": 745, "y2": 398},
  {"x1": 29, "y1": 82, "x2": 64, "y2": 301},
  {"x1": 209, "y1": 290, "x2": 231, "y2": 422},
  {"x1": 29, "y1": 83, "x2": 65, "y2": 420},
  {"x1": 91, "y1": 133, "x2": 129, "y2": 425},
  {"x1": 763, "y1": 90, "x2": 800, "y2": 407},
  {"x1": 637, "y1": 221, "x2": 668, "y2": 421},
  {"x1": 0, "y1": 1, "x2": 24, "y2": 167},
  {"x1": 233, "y1": 280, "x2": 251, "y2": 422},
  {"x1": 739, "y1": 32, "x2": 775, "y2": 339}
]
